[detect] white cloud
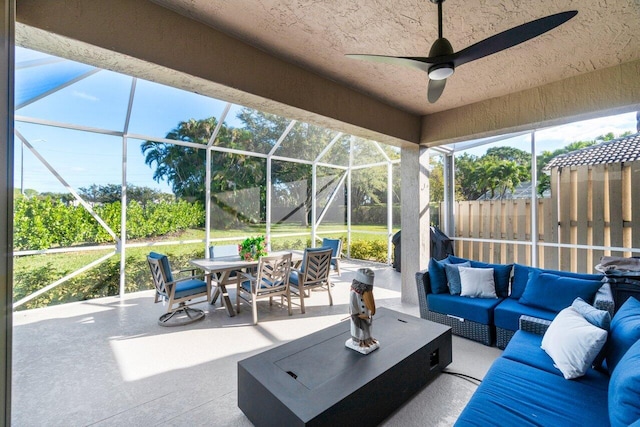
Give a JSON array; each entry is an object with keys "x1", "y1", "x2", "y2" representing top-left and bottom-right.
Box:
[{"x1": 72, "y1": 90, "x2": 99, "y2": 102}]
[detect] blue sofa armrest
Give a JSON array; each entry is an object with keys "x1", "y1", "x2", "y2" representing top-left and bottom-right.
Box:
[
  {"x1": 594, "y1": 282, "x2": 614, "y2": 316},
  {"x1": 519, "y1": 315, "x2": 552, "y2": 335},
  {"x1": 415, "y1": 268, "x2": 431, "y2": 319}
]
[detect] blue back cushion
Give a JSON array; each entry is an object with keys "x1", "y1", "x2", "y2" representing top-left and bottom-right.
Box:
[
  {"x1": 428, "y1": 257, "x2": 450, "y2": 294},
  {"x1": 149, "y1": 251, "x2": 173, "y2": 283},
  {"x1": 322, "y1": 238, "x2": 341, "y2": 267},
  {"x1": 606, "y1": 297, "x2": 640, "y2": 374},
  {"x1": 609, "y1": 339, "x2": 640, "y2": 427},
  {"x1": 448, "y1": 255, "x2": 512, "y2": 297},
  {"x1": 511, "y1": 263, "x2": 602, "y2": 299},
  {"x1": 518, "y1": 271, "x2": 603, "y2": 313}
]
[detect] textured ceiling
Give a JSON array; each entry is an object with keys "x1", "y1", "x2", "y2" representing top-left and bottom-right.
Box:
[{"x1": 150, "y1": 0, "x2": 640, "y2": 116}]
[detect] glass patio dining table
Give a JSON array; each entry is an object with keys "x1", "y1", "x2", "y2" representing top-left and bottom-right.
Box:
[{"x1": 189, "y1": 250, "x2": 304, "y2": 317}]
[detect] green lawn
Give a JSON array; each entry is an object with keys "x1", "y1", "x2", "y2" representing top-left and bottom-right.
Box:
[{"x1": 13, "y1": 224, "x2": 399, "y2": 311}]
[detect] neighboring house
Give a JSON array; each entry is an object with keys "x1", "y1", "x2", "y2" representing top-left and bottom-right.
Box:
[
  {"x1": 544, "y1": 132, "x2": 640, "y2": 171},
  {"x1": 477, "y1": 181, "x2": 550, "y2": 200}
]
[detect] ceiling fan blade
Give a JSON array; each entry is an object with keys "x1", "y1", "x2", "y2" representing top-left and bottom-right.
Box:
[
  {"x1": 453, "y1": 10, "x2": 577, "y2": 68},
  {"x1": 428, "y1": 78, "x2": 446, "y2": 103},
  {"x1": 345, "y1": 54, "x2": 434, "y2": 73}
]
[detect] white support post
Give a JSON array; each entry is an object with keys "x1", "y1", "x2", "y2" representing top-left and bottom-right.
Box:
[
  {"x1": 311, "y1": 163, "x2": 317, "y2": 247},
  {"x1": 266, "y1": 156, "x2": 272, "y2": 250},
  {"x1": 387, "y1": 160, "x2": 393, "y2": 264},
  {"x1": 119, "y1": 77, "x2": 136, "y2": 298},
  {"x1": 401, "y1": 145, "x2": 430, "y2": 305},
  {"x1": 205, "y1": 148, "x2": 212, "y2": 257},
  {"x1": 530, "y1": 131, "x2": 538, "y2": 267},
  {"x1": 443, "y1": 152, "x2": 455, "y2": 237},
  {"x1": 347, "y1": 139, "x2": 353, "y2": 257}
]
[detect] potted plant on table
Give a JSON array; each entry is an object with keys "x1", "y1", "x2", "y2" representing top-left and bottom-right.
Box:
[{"x1": 239, "y1": 235, "x2": 268, "y2": 261}]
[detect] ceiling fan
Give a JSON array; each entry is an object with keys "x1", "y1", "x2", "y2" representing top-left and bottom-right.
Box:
[{"x1": 346, "y1": 0, "x2": 577, "y2": 103}]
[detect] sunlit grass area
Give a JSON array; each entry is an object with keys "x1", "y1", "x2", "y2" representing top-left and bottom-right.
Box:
[{"x1": 13, "y1": 224, "x2": 400, "y2": 310}]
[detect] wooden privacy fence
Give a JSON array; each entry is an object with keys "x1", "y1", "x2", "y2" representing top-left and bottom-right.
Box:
[{"x1": 450, "y1": 161, "x2": 640, "y2": 274}]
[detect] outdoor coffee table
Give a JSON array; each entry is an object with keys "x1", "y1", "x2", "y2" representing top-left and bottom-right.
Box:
[{"x1": 238, "y1": 307, "x2": 452, "y2": 426}]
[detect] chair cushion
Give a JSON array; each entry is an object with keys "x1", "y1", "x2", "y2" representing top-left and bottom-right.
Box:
[
  {"x1": 447, "y1": 255, "x2": 512, "y2": 297},
  {"x1": 606, "y1": 296, "x2": 640, "y2": 374},
  {"x1": 289, "y1": 270, "x2": 300, "y2": 286},
  {"x1": 540, "y1": 306, "x2": 608, "y2": 379},
  {"x1": 511, "y1": 263, "x2": 603, "y2": 300},
  {"x1": 456, "y1": 357, "x2": 610, "y2": 427},
  {"x1": 428, "y1": 257, "x2": 451, "y2": 294},
  {"x1": 494, "y1": 298, "x2": 556, "y2": 332},
  {"x1": 321, "y1": 238, "x2": 341, "y2": 267},
  {"x1": 502, "y1": 330, "x2": 610, "y2": 388},
  {"x1": 427, "y1": 293, "x2": 503, "y2": 325},
  {"x1": 459, "y1": 266, "x2": 497, "y2": 298},
  {"x1": 444, "y1": 261, "x2": 470, "y2": 295},
  {"x1": 174, "y1": 279, "x2": 207, "y2": 300},
  {"x1": 609, "y1": 339, "x2": 640, "y2": 427},
  {"x1": 519, "y1": 270, "x2": 603, "y2": 313},
  {"x1": 149, "y1": 252, "x2": 173, "y2": 283}
]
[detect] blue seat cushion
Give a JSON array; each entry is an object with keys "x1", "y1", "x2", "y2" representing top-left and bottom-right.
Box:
[
  {"x1": 427, "y1": 293, "x2": 503, "y2": 325},
  {"x1": 149, "y1": 251, "x2": 173, "y2": 283},
  {"x1": 174, "y1": 278, "x2": 207, "y2": 299},
  {"x1": 511, "y1": 263, "x2": 603, "y2": 300},
  {"x1": 455, "y1": 357, "x2": 610, "y2": 427},
  {"x1": 606, "y1": 296, "x2": 640, "y2": 374},
  {"x1": 289, "y1": 270, "x2": 300, "y2": 286},
  {"x1": 519, "y1": 270, "x2": 604, "y2": 313},
  {"x1": 502, "y1": 330, "x2": 610, "y2": 388},
  {"x1": 240, "y1": 278, "x2": 276, "y2": 292},
  {"x1": 609, "y1": 339, "x2": 640, "y2": 427},
  {"x1": 447, "y1": 255, "x2": 512, "y2": 297},
  {"x1": 494, "y1": 298, "x2": 556, "y2": 332}
]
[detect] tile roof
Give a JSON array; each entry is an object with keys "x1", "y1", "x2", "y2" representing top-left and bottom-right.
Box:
[{"x1": 544, "y1": 132, "x2": 640, "y2": 170}]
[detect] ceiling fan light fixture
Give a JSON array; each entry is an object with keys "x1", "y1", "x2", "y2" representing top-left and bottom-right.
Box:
[{"x1": 428, "y1": 63, "x2": 454, "y2": 80}]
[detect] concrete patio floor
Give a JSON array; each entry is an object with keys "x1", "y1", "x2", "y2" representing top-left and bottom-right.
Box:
[{"x1": 11, "y1": 259, "x2": 501, "y2": 426}]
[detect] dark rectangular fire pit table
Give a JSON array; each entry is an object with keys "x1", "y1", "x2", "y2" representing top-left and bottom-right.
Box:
[{"x1": 238, "y1": 307, "x2": 452, "y2": 426}]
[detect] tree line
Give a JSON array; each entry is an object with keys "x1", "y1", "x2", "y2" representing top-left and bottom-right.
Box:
[{"x1": 429, "y1": 132, "x2": 631, "y2": 202}]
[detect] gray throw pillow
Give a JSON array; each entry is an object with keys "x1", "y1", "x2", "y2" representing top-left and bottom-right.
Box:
[{"x1": 444, "y1": 261, "x2": 471, "y2": 295}]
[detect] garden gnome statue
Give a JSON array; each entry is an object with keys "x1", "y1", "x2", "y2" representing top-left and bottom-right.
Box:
[{"x1": 345, "y1": 268, "x2": 379, "y2": 354}]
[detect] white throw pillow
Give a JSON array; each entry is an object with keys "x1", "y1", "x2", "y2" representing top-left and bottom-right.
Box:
[
  {"x1": 458, "y1": 266, "x2": 497, "y2": 298},
  {"x1": 541, "y1": 306, "x2": 608, "y2": 379}
]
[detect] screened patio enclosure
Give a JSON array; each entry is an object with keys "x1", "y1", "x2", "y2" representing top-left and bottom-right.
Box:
[{"x1": 13, "y1": 47, "x2": 401, "y2": 310}]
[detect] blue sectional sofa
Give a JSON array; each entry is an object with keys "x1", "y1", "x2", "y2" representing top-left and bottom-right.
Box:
[
  {"x1": 415, "y1": 255, "x2": 613, "y2": 348},
  {"x1": 456, "y1": 297, "x2": 640, "y2": 426}
]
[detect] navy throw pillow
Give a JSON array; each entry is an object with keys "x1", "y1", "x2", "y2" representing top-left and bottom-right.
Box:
[
  {"x1": 428, "y1": 258, "x2": 450, "y2": 294},
  {"x1": 519, "y1": 271, "x2": 603, "y2": 313},
  {"x1": 445, "y1": 261, "x2": 471, "y2": 295}
]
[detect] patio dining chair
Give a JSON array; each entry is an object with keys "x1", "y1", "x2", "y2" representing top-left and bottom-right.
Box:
[
  {"x1": 236, "y1": 253, "x2": 292, "y2": 325},
  {"x1": 289, "y1": 247, "x2": 333, "y2": 314},
  {"x1": 147, "y1": 252, "x2": 211, "y2": 326},
  {"x1": 322, "y1": 238, "x2": 343, "y2": 275}
]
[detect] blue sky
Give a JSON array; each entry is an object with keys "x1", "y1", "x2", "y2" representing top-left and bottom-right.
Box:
[{"x1": 14, "y1": 47, "x2": 638, "y2": 195}]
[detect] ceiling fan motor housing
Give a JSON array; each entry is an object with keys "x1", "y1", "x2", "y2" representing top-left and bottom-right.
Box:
[{"x1": 428, "y1": 38, "x2": 454, "y2": 80}]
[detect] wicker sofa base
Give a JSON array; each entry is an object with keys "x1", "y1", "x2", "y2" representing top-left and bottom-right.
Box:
[
  {"x1": 425, "y1": 310, "x2": 494, "y2": 346},
  {"x1": 496, "y1": 327, "x2": 516, "y2": 349}
]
